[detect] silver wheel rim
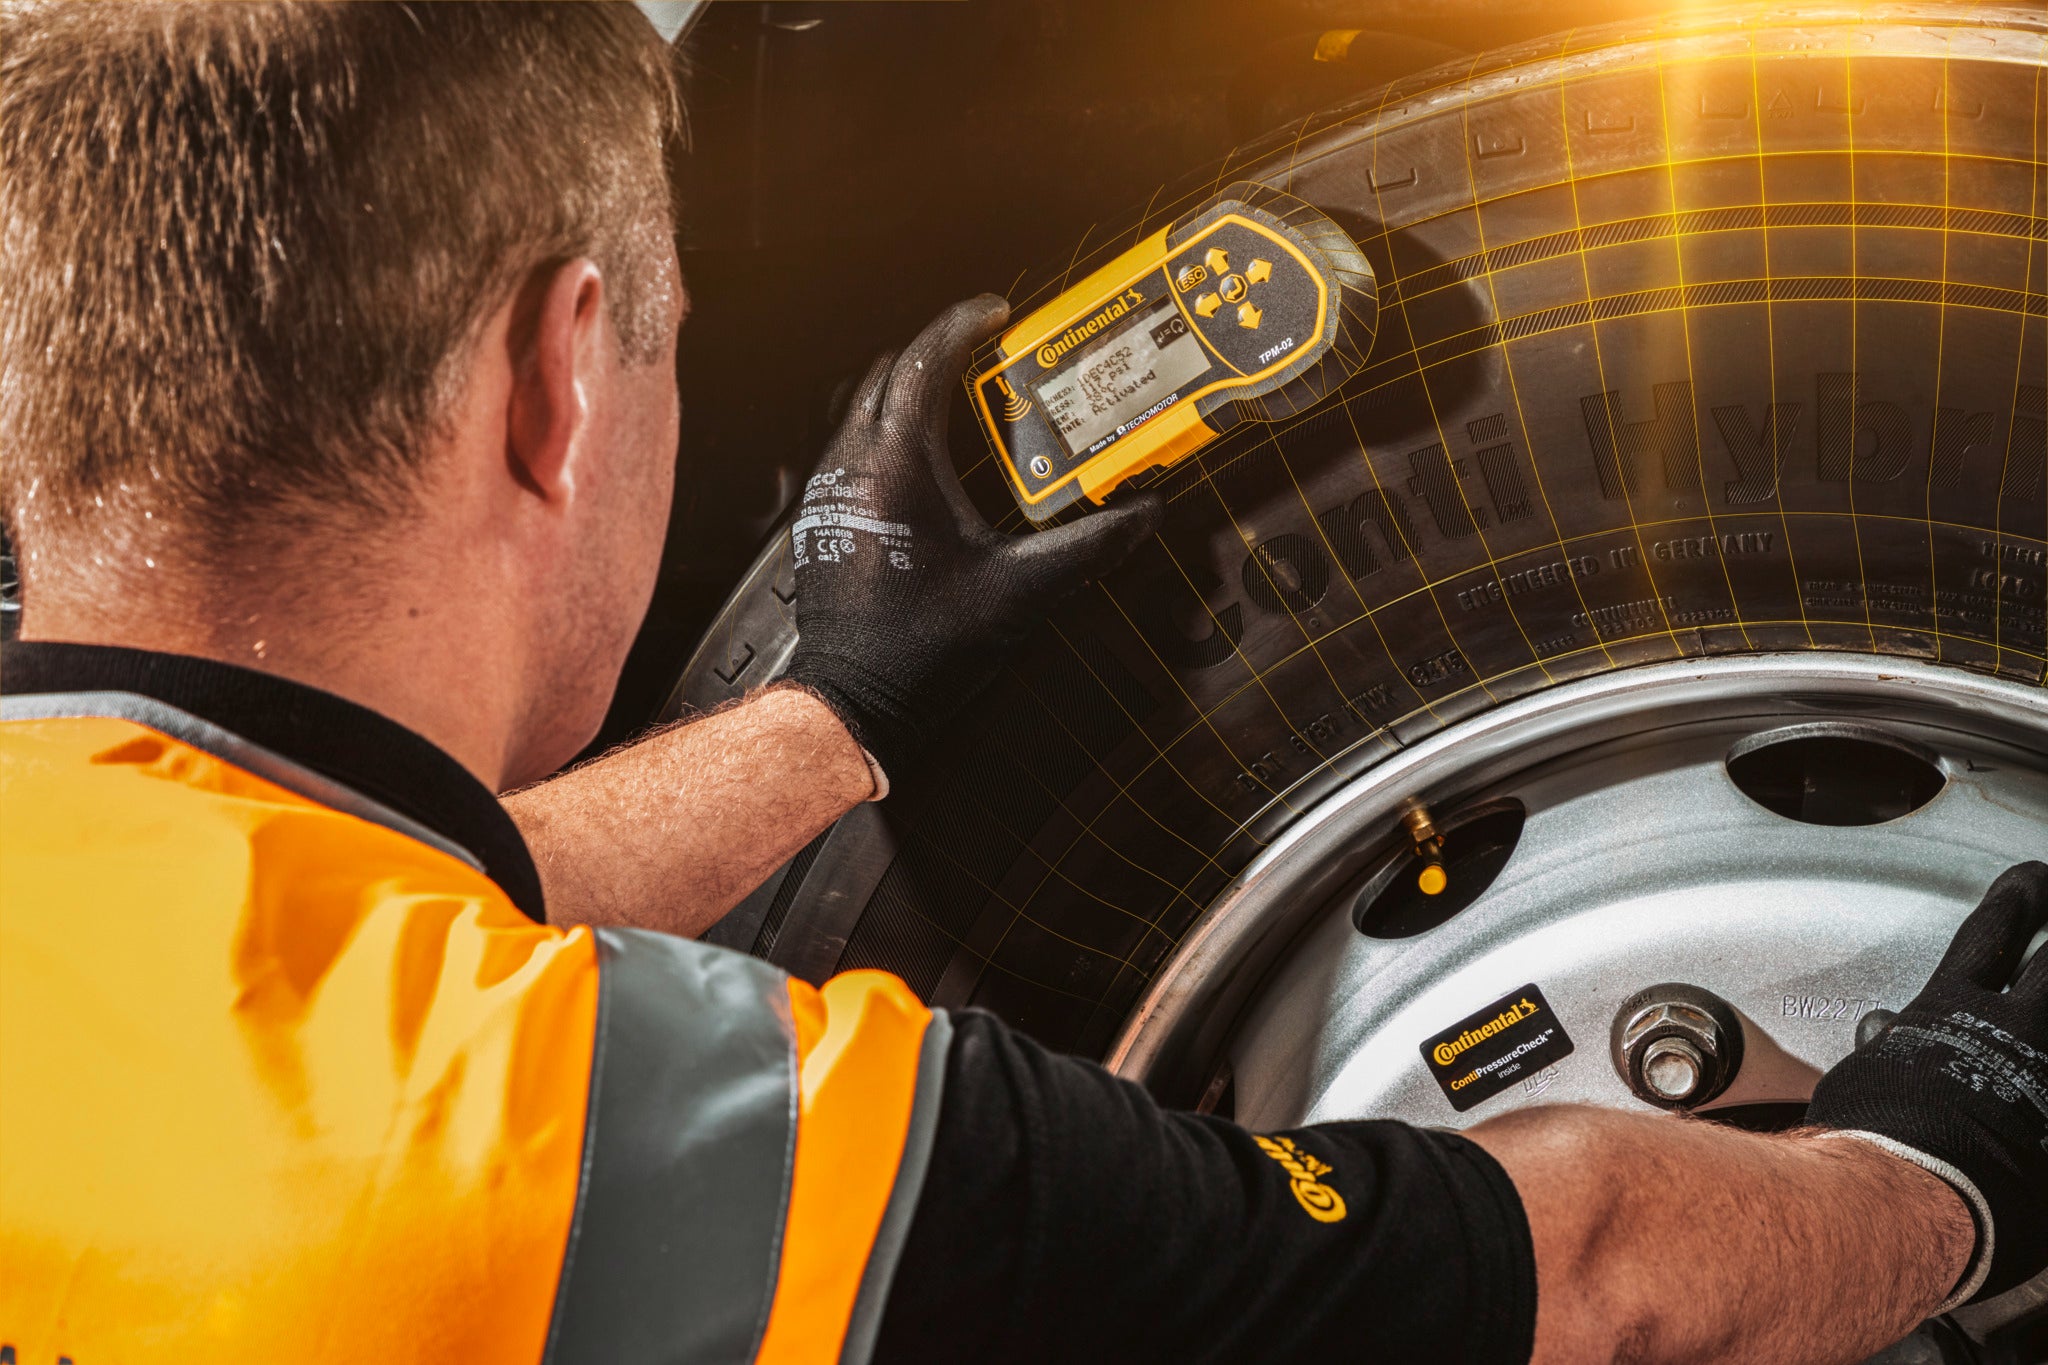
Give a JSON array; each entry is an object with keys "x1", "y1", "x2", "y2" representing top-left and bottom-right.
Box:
[
  {"x1": 1110, "y1": 653, "x2": 2048, "y2": 1333},
  {"x1": 1109, "y1": 653, "x2": 2048, "y2": 1118}
]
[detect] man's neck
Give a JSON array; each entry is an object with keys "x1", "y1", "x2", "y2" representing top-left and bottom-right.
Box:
[{"x1": 21, "y1": 570, "x2": 525, "y2": 791}]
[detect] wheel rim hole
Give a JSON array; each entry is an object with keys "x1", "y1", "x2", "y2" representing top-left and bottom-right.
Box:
[
  {"x1": 1354, "y1": 800, "x2": 1524, "y2": 939},
  {"x1": 1725, "y1": 731, "x2": 1945, "y2": 826}
]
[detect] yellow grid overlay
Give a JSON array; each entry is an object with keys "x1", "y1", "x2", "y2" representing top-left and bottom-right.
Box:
[{"x1": 848, "y1": 11, "x2": 2048, "y2": 1034}]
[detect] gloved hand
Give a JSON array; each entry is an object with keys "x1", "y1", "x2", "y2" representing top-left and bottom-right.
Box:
[
  {"x1": 1807, "y1": 861, "x2": 2048, "y2": 1307},
  {"x1": 782, "y1": 295, "x2": 1164, "y2": 782}
]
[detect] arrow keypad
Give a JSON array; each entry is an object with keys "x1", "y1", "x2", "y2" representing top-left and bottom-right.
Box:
[{"x1": 1168, "y1": 221, "x2": 1319, "y2": 371}]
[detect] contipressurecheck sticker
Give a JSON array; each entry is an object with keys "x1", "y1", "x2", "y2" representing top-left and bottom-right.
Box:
[{"x1": 1421, "y1": 983, "x2": 1574, "y2": 1113}]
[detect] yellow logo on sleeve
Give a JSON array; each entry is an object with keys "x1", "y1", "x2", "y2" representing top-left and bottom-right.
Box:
[{"x1": 1253, "y1": 1135, "x2": 1347, "y2": 1223}]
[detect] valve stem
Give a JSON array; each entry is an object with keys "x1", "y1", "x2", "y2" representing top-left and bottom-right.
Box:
[{"x1": 1401, "y1": 806, "x2": 1448, "y2": 896}]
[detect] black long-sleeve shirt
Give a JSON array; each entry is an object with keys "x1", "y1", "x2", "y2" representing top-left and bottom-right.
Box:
[{"x1": 880, "y1": 1009, "x2": 1535, "y2": 1362}]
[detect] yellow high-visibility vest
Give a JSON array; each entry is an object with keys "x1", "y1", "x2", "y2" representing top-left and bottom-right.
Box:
[{"x1": 0, "y1": 698, "x2": 950, "y2": 1363}]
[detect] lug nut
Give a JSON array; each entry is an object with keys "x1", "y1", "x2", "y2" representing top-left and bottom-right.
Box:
[
  {"x1": 1610, "y1": 984, "x2": 1745, "y2": 1111},
  {"x1": 1641, "y1": 1037, "x2": 1705, "y2": 1101}
]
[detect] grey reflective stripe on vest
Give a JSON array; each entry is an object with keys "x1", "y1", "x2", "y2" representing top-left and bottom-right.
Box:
[
  {"x1": 0, "y1": 692, "x2": 482, "y2": 873},
  {"x1": 838, "y1": 1007, "x2": 951, "y2": 1365},
  {"x1": 547, "y1": 928, "x2": 798, "y2": 1364},
  {"x1": 545, "y1": 928, "x2": 951, "y2": 1365}
]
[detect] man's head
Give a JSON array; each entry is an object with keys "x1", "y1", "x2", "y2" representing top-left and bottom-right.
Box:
[{"x1": 0, "y1": 1, "x2": 685, "y2": 785}]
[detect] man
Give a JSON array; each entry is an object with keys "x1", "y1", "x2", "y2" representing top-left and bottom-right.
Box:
[{"x1": 1, "y1": 5, "x2": 2042, "y2": 1363}]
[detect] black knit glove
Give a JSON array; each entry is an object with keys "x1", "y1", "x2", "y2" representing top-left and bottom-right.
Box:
[
  {"x1": 782, "y1": 295, "x2": 1164, "y2": 781},
  {"x1": 1807, "y1": 861, "x2": 2048, "y2": 1307}
]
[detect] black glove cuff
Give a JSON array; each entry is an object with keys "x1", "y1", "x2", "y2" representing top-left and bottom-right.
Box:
[
  {"x1": 782, "y1": 650, "x2": 924, "y2": 782},
  {"x1": 1815, "y1": 1131, "x2": 1994, "y2": 1312},
  {"x1": 774, "y1": 676, "x2": 892, "y2": 800}
]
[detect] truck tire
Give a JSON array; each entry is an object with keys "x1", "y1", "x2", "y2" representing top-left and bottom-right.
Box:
[{"x1": 669, "y1": 4, "x2": 2048, "y2": 1059}]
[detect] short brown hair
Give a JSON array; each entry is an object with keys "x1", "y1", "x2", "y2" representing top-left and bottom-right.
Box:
[{"x1": 0, "y1": 0, "x2": 678, "y2": 552}]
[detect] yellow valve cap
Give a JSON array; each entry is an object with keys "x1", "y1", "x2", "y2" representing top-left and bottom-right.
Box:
[{"x1": 1417, "y1": 862, "x2": 1448, "y2": 896}]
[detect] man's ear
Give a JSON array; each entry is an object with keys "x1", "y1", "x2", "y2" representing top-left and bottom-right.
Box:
[{"x1": 506, "y1": 258, "x2": 605, "y2": 503}]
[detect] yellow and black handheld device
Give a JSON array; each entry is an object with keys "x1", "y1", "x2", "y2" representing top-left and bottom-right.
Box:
[{"x1": 971, "y1": 182, "x2": 1378, "y2": 524}]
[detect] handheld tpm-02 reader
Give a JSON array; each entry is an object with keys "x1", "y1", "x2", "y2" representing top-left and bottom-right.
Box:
[{"x1": 971, "y1": 182, "x2": 1378, "y2": 524}]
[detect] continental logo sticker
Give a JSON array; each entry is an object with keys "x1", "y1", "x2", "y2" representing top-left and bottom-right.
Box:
[
  {"x1": 1420, "y1": 983, "x2": 1574, "y2": 1114},
  {"x1": 1253, "y1": 1134, "x2": 1346, "y2": 1223}
]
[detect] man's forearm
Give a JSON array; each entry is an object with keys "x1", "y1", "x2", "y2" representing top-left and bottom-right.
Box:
[
  {"x1": 1469, "y1": 1105, "x2": 1973, "y2": 1364},
  {"x1": 504, "y1": 684, "x2": 874, "y2": 936}
]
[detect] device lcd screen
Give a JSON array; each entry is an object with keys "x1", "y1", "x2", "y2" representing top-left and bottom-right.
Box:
[{"x1": 1032, "y1": 298, "x2": 1211, "y2": 458}]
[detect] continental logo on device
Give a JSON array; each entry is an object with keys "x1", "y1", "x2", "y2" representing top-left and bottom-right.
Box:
[
  {"x1": 1253, "y1": 1135, "x2": 1346, "y2": 1223},
  {"x1": 1431, "y1": 997, "x2": 1539, "y2": 1068},
  {"x1": 1034, "y1": 288, "x2": 1144, "y2": 369}
]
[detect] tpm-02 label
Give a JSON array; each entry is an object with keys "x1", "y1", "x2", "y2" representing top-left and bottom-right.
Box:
[{"x1": 1420, "y1": 983, "x2": 1574, "y2": 1113}]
